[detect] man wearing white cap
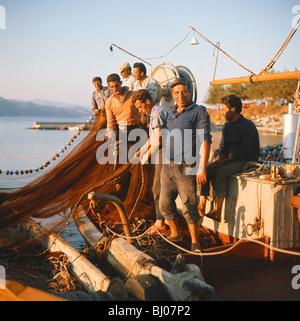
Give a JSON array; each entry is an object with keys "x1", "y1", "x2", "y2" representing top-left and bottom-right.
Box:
[{"x1": 119, "y1": 62, "x2": 135, "y2": 91}]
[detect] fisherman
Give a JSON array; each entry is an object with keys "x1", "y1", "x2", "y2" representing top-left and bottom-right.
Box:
[
  {"x1": 133, "y1": 62, "x2": 158, "y2": 102},
  {"x1": 159, "y1": 78, "x2": 212, "y2": 253},
  {"x1": 198, "y1": 94, "x2": 260, "y2": 223},
  {"x1": 105, "y1": 73, "x2": 141, "y2": 166},
  {"x1": 132, "y1": 89, "x2": 169, "y2": 235},
  {"x1": 91, "y1": 77, "x2": 111, "y2": 115},
  {"x1": 133, "y1": 62, "x2": 158, "y2": 127},
  {"x1": 119, "y1": 62, "x2": 136, "y2": 91}
]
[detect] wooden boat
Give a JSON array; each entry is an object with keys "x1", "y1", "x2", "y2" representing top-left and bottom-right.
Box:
[
  {"x1": 72, "y1": 170, "x2": 300, "y2": 301},
  {"x1": 0, "y1": 219, "x2": 130, "y2": 301},
  {"x1": 1, "y1": 217, "x2": 181, "y2": 301},
  {"x1": 70, "y1": 127, "x2": 300, "y2": 300},
  {"x1": 73, "y1": 192, "x2": 216, "y2": 301}
]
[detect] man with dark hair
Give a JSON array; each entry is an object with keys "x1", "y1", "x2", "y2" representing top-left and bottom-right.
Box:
[
  {"x1": 198, "y1": 94, "x2": 260, "y2": 223},
  {"x1": 91, "y1": 76, "x2": 111, "y2": 114},
  {"x1": 105, "y1": 73, "x2": 140, "y2": 166},
  {"x1": 132, "y1": 89, "x2": 169, "y2": 235},
  {"x1": 159, "y1": 78, "x2": 212, "y2": 253},
  {"x1": 105, "y1": 73, "x2": 140, "y2": 132},
  {"x1": 133, "y1": 62, "x2": 158, "y2": 103}
]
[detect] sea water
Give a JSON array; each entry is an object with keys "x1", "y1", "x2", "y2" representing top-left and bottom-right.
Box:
[{"x1": 0, "y1": 116, "x2": 89, "y2": 251}]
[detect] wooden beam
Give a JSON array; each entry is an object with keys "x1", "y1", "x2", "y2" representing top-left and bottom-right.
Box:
[{"x1": 210, "y1": 70, "x2": 300, "y2": 86}]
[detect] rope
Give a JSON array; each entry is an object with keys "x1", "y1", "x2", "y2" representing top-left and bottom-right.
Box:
[
  {"x1": 189, "y1": 25, "x2": 255, "y2": 75},
  {"x1": 48, "y1": 253, "x2": 84, "y2": 293},
  {"x1": 99, "y1": 221, "x2": 300, "y2": 258},
  {"x1": 0, "y1": 115, "x2": 95, "y2": 178},
  {"x1": 110, "y1": 31, "x2": 191, "y2": 65},
  {"x1": 257, "y1": 17, "x2": 300, "y2": 76},
  {"x1": 140, "y1": 31, "x2": 192, "y2": 60},
  {"x1": 143, "y1": 226, "x2": 300, "y2": 258},
  {"x1": 128, "y1": 164, "x2": 145, "y2": 220},
  {"x1": 213, "y1": 42, "x2": 221, "y2": 81}
]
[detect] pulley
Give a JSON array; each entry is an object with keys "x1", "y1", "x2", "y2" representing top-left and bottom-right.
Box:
[{"x1": 150, "y1": 63, "x2": 198, "y2": 109}]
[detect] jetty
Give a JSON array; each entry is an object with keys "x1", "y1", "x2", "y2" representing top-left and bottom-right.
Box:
[{"x1": 27, "y1": 121, "x2": 86, "y2": 130}]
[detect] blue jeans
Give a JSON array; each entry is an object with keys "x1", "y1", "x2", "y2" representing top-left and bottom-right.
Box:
[{"x1": 159, "y1": 162, "x2": 200, "y2": 224}]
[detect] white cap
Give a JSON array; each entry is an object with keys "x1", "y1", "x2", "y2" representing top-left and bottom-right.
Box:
[{"x1": 119, "y1": 62, "x2": 131, "y2": 72}]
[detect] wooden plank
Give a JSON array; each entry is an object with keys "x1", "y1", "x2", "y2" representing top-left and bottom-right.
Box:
[
  {"x1": 0, "y1": 280, "x2": 66, "y2": 301},
  {"x1": 210, "y1": 71, "x2": 300, "y2": 86}
]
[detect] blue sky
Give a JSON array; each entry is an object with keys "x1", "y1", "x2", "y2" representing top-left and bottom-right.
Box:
[{"x1": 0, "y1": 0, "x2": 299, "y2": 107}]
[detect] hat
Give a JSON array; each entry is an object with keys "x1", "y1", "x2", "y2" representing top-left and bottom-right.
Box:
[
  {"x1": 170, "y1": 77, "x2": 188, "y2": 89},
  {"x1": 119, "y1": 62, "x2": 131, "y2": 72}
]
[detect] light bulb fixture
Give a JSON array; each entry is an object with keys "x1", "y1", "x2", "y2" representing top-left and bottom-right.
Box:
[{"x1": 190, "y1": 35, "x2": 199, "y2": 45}]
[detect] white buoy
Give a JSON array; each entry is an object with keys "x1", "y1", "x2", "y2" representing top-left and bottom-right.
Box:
[{"x1": 283, "y1": 103, "x2": 299, "y2": 163}]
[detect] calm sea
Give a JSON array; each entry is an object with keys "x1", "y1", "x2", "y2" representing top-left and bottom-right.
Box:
[
  {"x1": 0, "y1": 116, "x2": 89, "y2": 251},
  {"x1": 0, "y1": 116, "x2": 282, "y2": 251}
]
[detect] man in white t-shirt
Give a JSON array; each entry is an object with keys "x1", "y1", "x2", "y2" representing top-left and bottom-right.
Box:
[
  {"x1": 133, "y1": 62, "x2": 158, "y2": 127},
  {"x1": 133, "y1": 62, "x2": 158, "y2": 103}
]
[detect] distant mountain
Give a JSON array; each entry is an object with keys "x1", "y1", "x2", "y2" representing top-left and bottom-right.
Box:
[
  {"x1": 0, "y1": 97, "x2": 91, "y2": 118},
  {"x1": 30, "y1": 99, "x2": 90, "y2": 109}
]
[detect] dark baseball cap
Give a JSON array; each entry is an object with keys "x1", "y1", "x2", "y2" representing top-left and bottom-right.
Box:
[{"x1": 170, "y1": 77, "x2": 188, "y2": 89}]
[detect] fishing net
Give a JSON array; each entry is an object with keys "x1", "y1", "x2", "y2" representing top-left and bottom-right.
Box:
[{"x1": 0, "y1": 113, "x2": 155, "y2": 248}]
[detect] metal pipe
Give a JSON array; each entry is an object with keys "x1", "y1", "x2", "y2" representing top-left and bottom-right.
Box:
[{"x1": 88, "y1": 192, "x2": 133, "y2": 243}]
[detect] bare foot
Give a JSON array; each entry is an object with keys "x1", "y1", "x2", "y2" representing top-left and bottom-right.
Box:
[{"x1": 198, "y1": 196, "x2": 207, "y2": 217}]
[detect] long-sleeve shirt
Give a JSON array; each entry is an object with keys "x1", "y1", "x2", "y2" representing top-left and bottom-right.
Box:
[
  {"x1": 105, "y1": 88, "x2": 140, "y2": 132},
  {"x1": 219, "y1": 115, "x2": 260, "y2": 161},
  {"x1": 91, "y1": 87, "x2": 111, "y2": 110}
]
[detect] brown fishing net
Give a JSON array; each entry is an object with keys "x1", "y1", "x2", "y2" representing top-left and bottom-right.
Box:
[{"x1": 0, "y1": 114, "x2": 155, "y2": 247}]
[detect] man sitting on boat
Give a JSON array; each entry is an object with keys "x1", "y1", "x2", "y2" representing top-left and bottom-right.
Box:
[{"x1": 198, "y1": 95, "x2": 260, "y2": 223}]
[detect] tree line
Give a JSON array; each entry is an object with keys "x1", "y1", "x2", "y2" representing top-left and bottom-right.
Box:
[{"x1": 204, "y1": 70, "x2": 299, "y2": 107}]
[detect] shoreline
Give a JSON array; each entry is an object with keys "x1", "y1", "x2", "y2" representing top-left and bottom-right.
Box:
[{"x1": 208, "y1": 104, "x2": 287, "y2": 135}]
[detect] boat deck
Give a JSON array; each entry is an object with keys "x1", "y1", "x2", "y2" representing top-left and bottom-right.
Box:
[
  {"x1": 210, "y1": 261, "x2": 300, "y2": 301},
  {"x1": 160, "y1": 217, "x2": 300, "y2": 301}
]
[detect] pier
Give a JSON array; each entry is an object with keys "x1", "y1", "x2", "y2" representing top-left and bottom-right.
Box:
[{"x1": 27, "y1": 121, "x2": 86, "y2": 130}]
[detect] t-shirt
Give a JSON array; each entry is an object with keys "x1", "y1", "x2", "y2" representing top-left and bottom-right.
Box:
[
  {"x1": 125, "y1": 74, "x2": 136, "y2": 91},
  {"x1": 149, "y1": 104, "x2": 169, "y2": 146},
  {"x1": 133, "y1": 77, "x2": 158, "y2": 102}
]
